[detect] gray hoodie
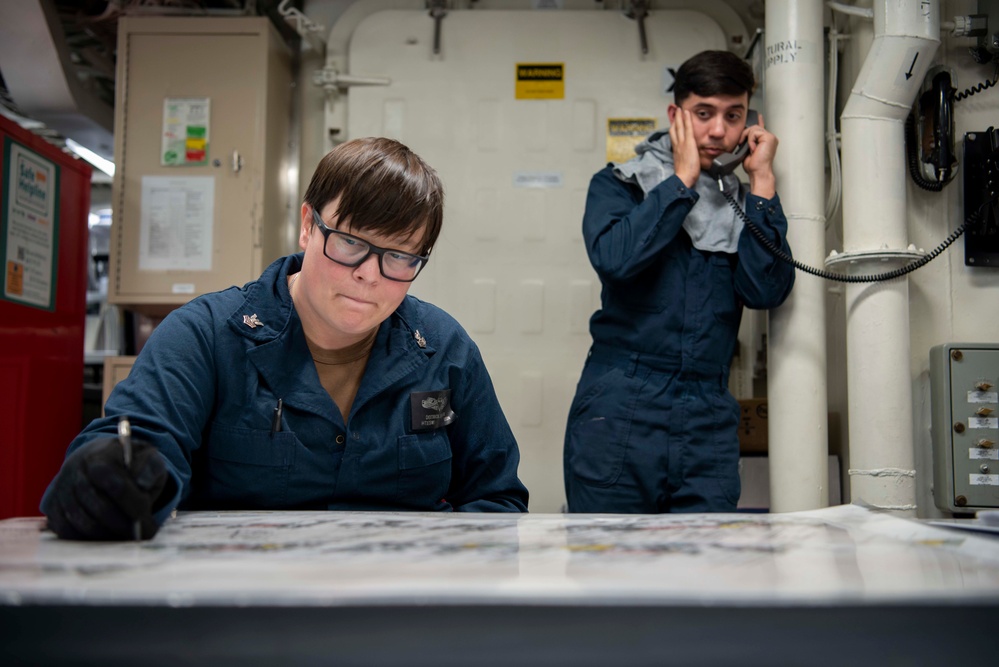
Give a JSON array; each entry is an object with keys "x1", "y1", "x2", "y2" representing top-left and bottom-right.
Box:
[{"x1": 612, "y1": 130, "x2": 748, "y2": 254}]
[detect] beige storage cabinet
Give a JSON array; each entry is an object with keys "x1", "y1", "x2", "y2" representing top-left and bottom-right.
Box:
[{"x1": 110, "y1": 17, "x2": 292, "y2": 308}]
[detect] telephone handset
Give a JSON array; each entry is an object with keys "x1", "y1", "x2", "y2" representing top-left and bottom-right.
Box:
[
  {"x1": 714, "y1": 107, "x2": 966, "y2": 284},
  {"x1": 708, "y1": 109, "x2": 759, "y2": 181},
  {"x1": 906, "y1": 70, "x2": 957, "y2": 191}
]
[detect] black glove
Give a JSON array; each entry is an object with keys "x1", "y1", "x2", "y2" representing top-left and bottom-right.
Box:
[{"x1": 44, "y1": 437, "x2": 171, "y2": 541}]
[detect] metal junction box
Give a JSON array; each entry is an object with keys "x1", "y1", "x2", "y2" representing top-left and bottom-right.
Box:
[{"x1": 930, "y1": 343, "x2": 999, "y2": 512}]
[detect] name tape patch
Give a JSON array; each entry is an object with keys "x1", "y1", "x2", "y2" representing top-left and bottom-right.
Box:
[{"x1": 410, "y1": 389, "x2": 456, "y2": 432}]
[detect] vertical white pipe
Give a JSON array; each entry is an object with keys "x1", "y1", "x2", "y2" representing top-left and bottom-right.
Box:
[
  {"x1": 839, "y1": 0, "x2": 939, "y2": 512},
  {"x1": 765, "y1": 1, "x2": 829, "y2": 512}
]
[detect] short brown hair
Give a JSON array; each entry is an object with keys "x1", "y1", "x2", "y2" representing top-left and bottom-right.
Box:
[
  {"x1": 303, "y1": 137, "x2": 444, "y2": 256},
  {"x1": 673, "y1": 50, "x2": 755, "y2": 105}
]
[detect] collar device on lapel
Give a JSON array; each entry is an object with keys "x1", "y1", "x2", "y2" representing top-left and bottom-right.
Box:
[{"x1": 243, "y1": 314, "x2": 264, "y2": 329}]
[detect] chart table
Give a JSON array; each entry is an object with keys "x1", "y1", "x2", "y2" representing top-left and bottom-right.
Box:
[{"x1": 2, "y1": 504, "x2": 997, "y2": 665}]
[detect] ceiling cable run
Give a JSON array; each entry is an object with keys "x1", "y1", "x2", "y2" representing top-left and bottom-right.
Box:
[{"x1": 277, "y1": 0, "x2": 325, "y2": 54}]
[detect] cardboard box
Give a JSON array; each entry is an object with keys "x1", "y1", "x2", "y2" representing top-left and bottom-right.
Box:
[{"x1": 738, "y1": 399, "x2": 768, "y2": 453}]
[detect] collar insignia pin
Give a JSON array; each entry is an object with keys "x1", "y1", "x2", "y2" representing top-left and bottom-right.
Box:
[
  {"x1": 243, "y1": 314, "x2": 263, "y2": 329},
  {"x1": 414, "y1": 330, "x2": 427, "y2": 349}
]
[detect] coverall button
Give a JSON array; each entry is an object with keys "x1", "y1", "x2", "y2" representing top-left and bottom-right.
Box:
[
  {"x1": 335, "y1": 434, "x2": 345, "y2": 445},
  {"x1": 755, "y1": 200, "x2": 765, "y2": 211},
  {"x1": 767, "y1": 206, "x2": 776, "y2": 215}
]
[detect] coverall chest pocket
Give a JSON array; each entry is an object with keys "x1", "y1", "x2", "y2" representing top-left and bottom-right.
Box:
[
  {"x1": 708, "y1": 254, "x2": 739, "y2": 325},
  {"x1": 608, "y1": 259, "x2": 677, "y2": 313},
  {"x1": 205, "y1": 422, "x2": 297, "y2": 507},
  {"x1": 397, "y1": 431, "x2": 452, "y2": 503}
]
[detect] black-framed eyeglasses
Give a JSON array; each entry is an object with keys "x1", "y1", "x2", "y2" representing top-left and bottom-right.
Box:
[{"x1": 310, "y1": 208, "x2": 429, "y2": 282}]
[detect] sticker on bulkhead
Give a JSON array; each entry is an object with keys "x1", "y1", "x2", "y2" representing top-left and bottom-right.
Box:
[
  {"x1": 606, "y1": 118, "x2": 656, "y2": 163},
  {"x1": 410, "y1": 389, "x2": 456, "y2": 432},
  {"x1": 513, "y1": 171, "x2": 563, "y2": 188}
]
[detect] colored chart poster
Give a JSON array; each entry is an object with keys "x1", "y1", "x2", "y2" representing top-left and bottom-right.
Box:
[
  {"x1": 162, "y1": 97, "x2": 210, "y2": 166},
  {"x1": 1, "y1": 137, "x2": 59, "y2": 310}
]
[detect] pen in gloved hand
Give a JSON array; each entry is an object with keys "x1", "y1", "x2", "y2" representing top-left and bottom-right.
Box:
[{"x1": 117, "y1": 416, "x2": 143, "y2": 541}]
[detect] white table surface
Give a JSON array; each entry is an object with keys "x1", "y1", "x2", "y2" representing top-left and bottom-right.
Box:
[{"x1": 3, "y1": 503, "x2": 998, "y2": 607}]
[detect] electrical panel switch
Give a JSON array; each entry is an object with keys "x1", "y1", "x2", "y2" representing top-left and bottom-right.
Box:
[{"x1": 931, "y1": 343, "x2": 999, "y2": 512}]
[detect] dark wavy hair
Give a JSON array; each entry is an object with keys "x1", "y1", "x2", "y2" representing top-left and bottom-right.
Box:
[
  {"x1": 673, "y1": 50, "x2": 755, "y2": 105},
  {"x1": 303, "y1": 137, "x2": 444, "y2": 256}
]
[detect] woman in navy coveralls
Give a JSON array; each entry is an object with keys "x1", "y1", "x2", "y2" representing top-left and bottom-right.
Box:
[{"x1": 43, "y1": 138, "x2": 528, "y2": 540}]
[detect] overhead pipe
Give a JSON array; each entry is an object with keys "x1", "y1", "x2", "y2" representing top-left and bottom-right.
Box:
[
  {"x1": 835, "y1": 0, "x2": 939, "y2": 513},
  {"x1": 764, "y1": 0, "x2": 829, "y2": 512}
]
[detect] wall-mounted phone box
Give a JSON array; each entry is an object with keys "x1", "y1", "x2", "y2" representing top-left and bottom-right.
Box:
[
  {"x1": 930, "y1": 343, "x2": 999, "y2": 513},
  {"x1": 963, "y1": 129, "x2": 999, "y2": 267}
]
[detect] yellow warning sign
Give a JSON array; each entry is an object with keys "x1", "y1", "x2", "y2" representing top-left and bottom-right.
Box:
[
  {"x1": 606, "y1": 117, "x2": 656, "y2": 163},
  {"x1": 516, "y1": 63, "x2": 564, "y2": 100}
]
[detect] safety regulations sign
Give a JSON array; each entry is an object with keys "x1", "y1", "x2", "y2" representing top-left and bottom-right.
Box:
[
  {"x1": 515, "y1": 63, "x2": 564, "y2": 99},
  {"x1": 1, "y1": 137, "x2": 59, "y2": 310},
  {"x1": 606, "y1": 118, "x2": 656, "y2": 163}
]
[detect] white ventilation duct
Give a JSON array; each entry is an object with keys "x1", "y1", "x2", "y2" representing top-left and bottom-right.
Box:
[
  {"x1": 835, "y1": 0, "x2": 939, "y2": 512},
  {"x1": 765, "y1": 0, "x2": 829, "y2": 512}
]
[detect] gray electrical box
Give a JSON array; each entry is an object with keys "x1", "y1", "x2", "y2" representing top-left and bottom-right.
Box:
[{"x1": 930, "y1": 343, "x2": 999, "y2": 512}]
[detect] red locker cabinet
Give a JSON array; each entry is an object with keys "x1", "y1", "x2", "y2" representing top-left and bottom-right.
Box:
[{"x1": 0, "y1": 115, "x2": 91, "y2": 519}]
